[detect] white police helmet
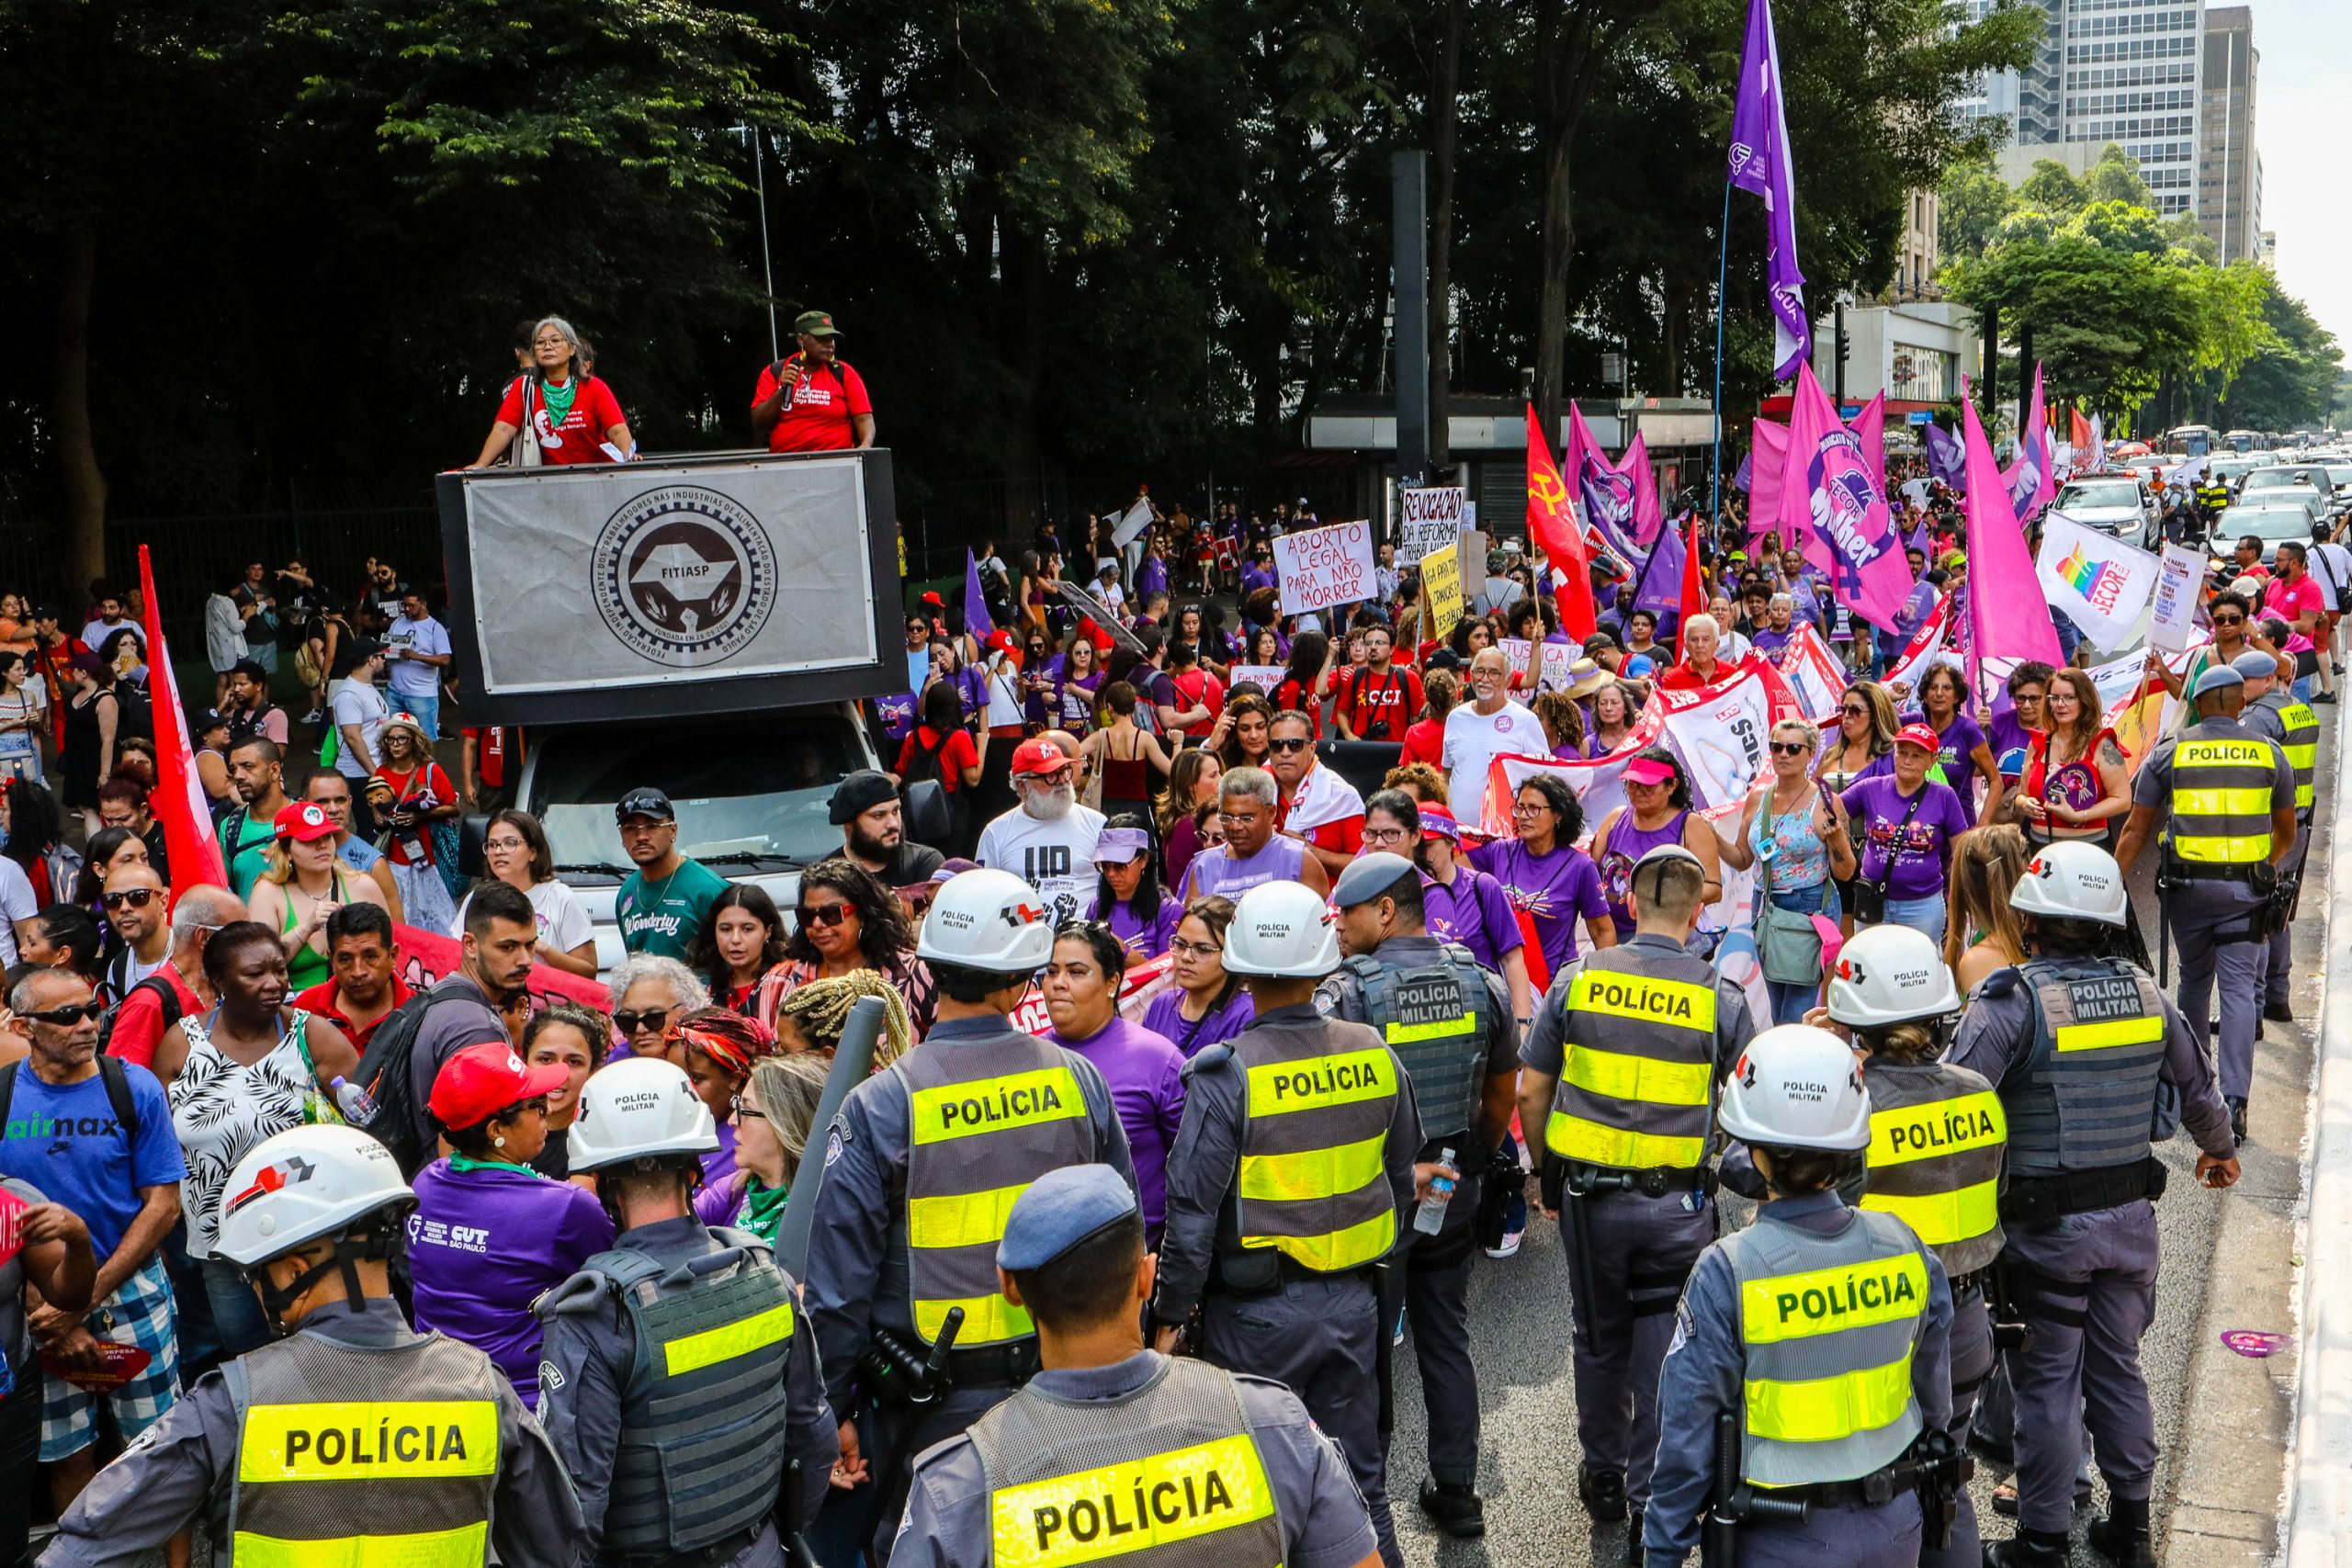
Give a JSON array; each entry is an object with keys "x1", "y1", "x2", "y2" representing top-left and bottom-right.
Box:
[
  {"x1": 1826, "y1": 925, "x2": 1962, "y2": 1030},
  {"x1": 1223, "y1": 882, "x2": 1342, "y2": 978},
  {"x1": 2008, "y1": 840, "x2": 2130, "y2": 928},
  {"x1": 1715, "y1": 1024, "x2": 1871, "y2": 1152},
  {"x1": 916, "y1": 867, "x2": 1057, "y2": 973}
]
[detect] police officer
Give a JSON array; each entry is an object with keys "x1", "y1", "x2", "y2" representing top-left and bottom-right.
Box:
[
  {"x1": 805, "y1": 868, "x2": 1136, "y2": 1563},
  {"x1": 1645, "y1": 1024, "x2": 1953, "y2": 1568},
  {"x1": 1824, "y1": 924, "x2": 2006, "y2": 1568},
  {"x1": 2232, "y1": 646, "x2": 2318, "y2": 1027},
  {"x1": 1315, "y1": 851, "x2": 1519, "y2": 1538},
  {"x1": 1517, "y1": 843, "x2": 1753, "y2": 1560},
  {"x1": 2114, "y1": 662, "x2": 2299, "y2": 1143},
  {"x1": 46, "y1": 1124, "x2": 580, "y2": 1568},
  {"x1": 894, "y1": 1164, "x2": 1385, "y2": 1568},
  {"x1": 1152, "y1": 879, "x2": 1430, "y2": 1568},
  {"x1": 1951, "y1": 841, "x2": 2240, "y2": 1568},
  {"x1": 537, "y1": 1056, "x2": 837, "y2": 1568}
]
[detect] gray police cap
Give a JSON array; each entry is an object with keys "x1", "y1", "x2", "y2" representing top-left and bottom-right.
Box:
[
  {"x1": 997, "y1": 1164, "x2": 1138, "y2": 1272},
  {"x1": 2192, "y1": 664, "x2": 2245, "y2": 699},
  {"x1": 1634, "y1": 844, "x2": 1705, "y2": 874},
  {"x1": 2231, "y1": 649, "x2": 2279, "y2": 681},
  {"x1": 1331, "y1": 852, "x2": 1419, "y2": 908}
]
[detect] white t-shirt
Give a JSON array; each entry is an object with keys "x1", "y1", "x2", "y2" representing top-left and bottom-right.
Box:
[
  {"x1": 331, "y1": 681, "x2": 390, "y2": 779},
  {"x1": 2310, "y1": 542, "x2": 2352, "y2": 612},
  {"x1": 0, "y1": 859, "x2": 34, "y2": 965},
  {"x1": 1442, "y1": 699, "x2": 1552, "y2": 827},
  {"x1": 385, "y1": 614, "x2": 451, "y2": 699},
  {"x1": 977, "y1": 804, "x2": 1107, "y2": 926},
  {"x1": 982, "y1": 662, "x2": 1025, "y2": 728},
  {"x1": 452, "y1": 879, "x2": 594, "y2": 953},
  {"x1": 80, "y1": 618, "x2": 143, "y2": 657}
]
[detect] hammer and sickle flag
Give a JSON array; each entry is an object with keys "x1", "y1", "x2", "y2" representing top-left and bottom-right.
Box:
[{"x1": 1525, "y1": 404, "x2": 1598, "y2": 641}]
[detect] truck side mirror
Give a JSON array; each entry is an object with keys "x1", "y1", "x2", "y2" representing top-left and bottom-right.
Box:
[
  {"x1": 902, "y1": 781, "x2": 952, "y2": 849},
  {"x1": 458, "y1": 813, "x2": 489, "y2": 877}
]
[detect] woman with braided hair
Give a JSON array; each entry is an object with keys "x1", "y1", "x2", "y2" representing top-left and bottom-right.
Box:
[
  {"x1": 750, "y1": 856, "x2": 935, "y2": 1038},
  {"x1": 769, "y1": 970, "x2": 915, "y2": 1067},
  {"x1": 661, "y1": 1007, "x2": 778, "y2": 1195}
]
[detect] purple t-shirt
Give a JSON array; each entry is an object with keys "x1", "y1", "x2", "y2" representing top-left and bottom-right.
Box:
[
  {"x1": 1137, "y1": 555, "x2": 1168, "y2": 598},
  {"x1": 1045, "y1": 1017, "x2": 1186, "y2": 1239},
  {"x1": 407, "y1": 1159, "x2": 616, "y2": 1406},
  {"x1": 1986, "y1": 708, "x2": 2035, "y2": 782},
  {"x1": 1181, "y1": 837, "x2": 1307, "y2": 903},
  {"x1": 1750, "y1": 626, "x2": 1792, "y2": 656},
  {"x1": 1093, "y1": 893, "x2": 1182, "y2": 961},
  {"x1": 1421, "y1": 867, "x2": 1524, "y2": 974},
  {"x1": 1840, "y1": 776, "x2": 1970, "y2": 900},
  {"x1": 1469, "y1": 839, "x2": 1609, "y2": 978},
  {"x1": 1140, "y1": 987, "x2": 1258, "y2": 1060}
]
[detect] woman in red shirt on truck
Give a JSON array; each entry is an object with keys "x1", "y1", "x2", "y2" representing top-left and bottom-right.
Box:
[{"x1": 469, "y1": 316, "x2": 635, "y2": 468}]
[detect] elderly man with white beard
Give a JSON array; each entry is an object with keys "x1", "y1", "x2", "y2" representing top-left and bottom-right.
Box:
[{"x1": 976, "y1": 736, "x2": 1107, "y2": 925}]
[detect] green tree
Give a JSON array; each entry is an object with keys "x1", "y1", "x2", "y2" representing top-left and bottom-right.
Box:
[
  {"x1": 2082, "y1": 143, "x2": 2154, "y2": 208},
  {"x1": 2216, "y1": 276, "x2": 2342, "y2": 431},
  {"x1": 1939, "y1": 152, "x2": 2018, "y2": 264},
  {"x1": 2017, "y1": 159, "x2": 2088, "y2": 214}
]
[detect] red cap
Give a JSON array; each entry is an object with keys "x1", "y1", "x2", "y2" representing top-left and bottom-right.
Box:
[
  {"x1": 1010, "y1": 738, "x2": 1077, "y2": 778},
  {"x1": 428, "y1": 1042, "x2": 571, "y2": 1132},
  {"x1": 1418, "y1": 806, "x2": 1464, "y2": 842},
  {"x1": 273, "y1": 801, "x2": 339, "y2": 843},
  {"x1": 1894, "y1": 722, "x2": 1941, "y2": 753},
  {"x1": 920, "y1": 591, "x2": 944, "y2": 607}
]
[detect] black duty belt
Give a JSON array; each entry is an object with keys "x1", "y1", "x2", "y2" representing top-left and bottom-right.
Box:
[
  {"x1": 2163, "y1": 860, "x2": 2260, "y2": 884},
  {"x1": 1947, "y1": 1270, "x2": 1987, "y2": 1303},
  {"x1": 947, "y1": 1340, "x2": 1042, "y2": 1389},
  {"x1": 1999, "y1": 1156, "x2": 2166, "y2": 1224},
  {"x1": 1754, "y1": 1464, "x2": 1923, "y2": 1510},
  {"x1": 619, "y1": 1525, "x2": 762, "y2": 1568},
  {"x1": 1561, "y1": 1159, "x2": 1710, "y2": 1198}
]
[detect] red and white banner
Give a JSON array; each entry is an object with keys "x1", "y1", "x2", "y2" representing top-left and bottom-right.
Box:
[
  {"x1": 1776, "y1": 625, "x2": 1848, "y2": 723},
  {"x1": 394, "y1": 922, "x2": 611, "y2": 1013},
  {"x1": 1880, "y1": 594, "x2": 1955, "y2": 698},
  {"x1": 137, "y1": 546, "x2": 231, "y2": 904},
  {"x1": 1655, "y1": 661, "x2": 1804, "y2": 808}
]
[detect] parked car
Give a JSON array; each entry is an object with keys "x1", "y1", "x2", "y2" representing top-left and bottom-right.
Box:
[{"x1": 2052, "y1": 474, "x2": 2159, "y2": 549}]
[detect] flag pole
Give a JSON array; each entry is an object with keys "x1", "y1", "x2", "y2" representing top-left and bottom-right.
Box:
[{"x1": 1710, "y1": 181, "x2": 1731, "y2": 534}]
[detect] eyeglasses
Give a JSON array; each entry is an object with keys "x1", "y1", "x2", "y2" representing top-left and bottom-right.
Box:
[
  {"x1": 484, "y1": 836, "x2": 528, "y2": 852},
  {"x1": 730, "y1": 1095, "x2": 768, "y2": 1122},
  {"x1": 1361, "y1": 826, "x2": 1409, "y2": 845},
  {"x1": 613, "y1": 1008, "x2": 671, "y2": 1033},
  {"x1": 1168, "y1": 937, "x2": 1223, "y2": 958},
  {"x1": 1268, "y1": 737, "x2": 1313, "y2": 754},
  {"x1": 22, "y1": 1001, "x2": 103, "y2": 1025},
  {"x1": 797, "y1": 902, "x2": 852, "y2": 929},
  {"x1": 100, "y1": 888, "x2": 158, "y2": 910},
  {"x1": 1769, "y1": 740, "x2": 1810, "y2": 756}
]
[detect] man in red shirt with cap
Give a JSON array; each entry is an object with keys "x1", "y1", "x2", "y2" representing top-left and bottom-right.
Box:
[{"x1": 751, "y1": 310, "x2": 876, "y2": 453}]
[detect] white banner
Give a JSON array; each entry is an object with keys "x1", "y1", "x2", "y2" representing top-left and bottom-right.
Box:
[
  {"x1": 1397, "y1": 487, "x2": 1468, "y2": 563},
  {"x1": 1881, "y1": 599, "x2": 1954, "y2": 701},
  {"x1": 2149, "y1": 541, "x2": 2205, "y2": 653},
  {"x1": 2085, "y1": 650, "x2": 2151, "y2": 723},
  {"x1": 1776, "y1": 624, "x2": 1849, "y2": 722},
  {"x1": 1274, "y1": 522, "x2": 1377, "y2": 615},
  {"x1": 1658, "y1": 669, "x2": 1775, "y2": 809},
  {"x1": 2036, "y1": 513, "x2": 2160, "y2": 649},
  {"x1": 1538, "y1": 641, "x2": 1575, "y2": 693},
  {"x1": 1498, "y1": 637, "x2": 1534, "y2": 686},
  {"x1": 1110, "y1": 497, "x2": 1155, "y2": 548},
  {"x1": 1228, "y1": 664, "x2": 1285, "y2": 692}
]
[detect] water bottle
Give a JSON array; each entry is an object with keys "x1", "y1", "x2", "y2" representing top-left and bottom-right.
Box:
[
  {"x1": 1414, "y1": 1145, "x2": 1458, "y2": 1235},
  {"x1": 331, "y1": 1076, "x2": 379, "y2": 1128}
]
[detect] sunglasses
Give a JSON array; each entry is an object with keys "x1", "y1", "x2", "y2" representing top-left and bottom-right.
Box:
[
  {"x1": 2212, "y1": 615, "x2": 2245, "y2": 626},
  {"x1": 1841, "y1": 705, "x2": 1869, "y2": 716},
  {"x1": 1268, "y1": 737, "x2": 1313, "y2": 754},
  {"x1": 22, "y1": 1001, "x2": 103, "y2": 1025},
  {"x1": 613, "y1": 1008, "x2": 672, "y2": 1033},
  {"x1": 1769, "y1": 740, "x2": 1810, "y2": 756},
  {"x1": 797, "y1": 903, "x2": 852, "y2": 929},
  {"x1": 100, "y1": 888, "x2": 158, "y2": 910}
]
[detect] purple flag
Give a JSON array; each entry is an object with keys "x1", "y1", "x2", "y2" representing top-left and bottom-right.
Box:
[
  {"x1": 2004, "y1": 364, "x2": 2059, "y2": 524},
  {"x1": 1633, "y1": 524, "x2": 1685, "y2": 619},
  {"x1": 1925, "y1": 423, "x2": 1965, "y2": 489},
  {"x1": 963, "y1": 548, "x2": 994, "y2": 639},
  {"x1": 1729, "y1": 0, "x2": 1810, "y2": 380},
  {"x1": 1732, "y1": 452, "x2": 1753, "y2": 492}
]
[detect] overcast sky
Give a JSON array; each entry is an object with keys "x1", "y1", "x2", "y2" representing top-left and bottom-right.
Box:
[{"x1": 2254, "y1": 0, "x2": 2352, "y2": 355}]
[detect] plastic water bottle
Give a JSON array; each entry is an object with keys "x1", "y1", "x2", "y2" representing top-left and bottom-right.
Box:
[
  {"x1": 1414, "y1": 1146, "x2": 1458, "y2": 1235},
  {"x1": 331, "y1": 1076, "x2": 379, "y2": 1128}
]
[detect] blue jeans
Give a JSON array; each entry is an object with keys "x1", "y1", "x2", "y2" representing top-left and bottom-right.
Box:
[
  {"x1": 390, "y1": 687, "x2": 439, "y2": 738},
  {"x1": 1882, "y1": 893, "x2": 1949, "y2": 945},
  {"x1": 1761, "y1": 881, "x2": 1840, "y2": 1025},
  {"x1": 2292, "y1": 674, "x2": 2313, "y2": 704},
  {"x1": 202, "y1": 1255, "x2": 275, "y2": 1358}
]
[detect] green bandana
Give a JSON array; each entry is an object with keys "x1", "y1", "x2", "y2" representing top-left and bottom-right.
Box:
[
  {"x1": 448, "y1": 1153, "x2": 544, "y2": 1179},
  {"x1": 733, "y1": 1175, "x2": 789, "y2": 1244}
]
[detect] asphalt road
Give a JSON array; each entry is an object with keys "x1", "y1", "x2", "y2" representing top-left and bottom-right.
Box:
[{"x1": 1385, "y1": 691, "x2": 2331, "y2": 1568}]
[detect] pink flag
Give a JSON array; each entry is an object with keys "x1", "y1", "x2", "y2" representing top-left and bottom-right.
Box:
[
  {"x1": 1777, "y1": 364, "x2": 1915, "y2": 634},
  {"x1": 1747, "y1": 418, "x2": 1789, "y2": 541},
  {"x1": 1852, "y1": 392, "x2": 1886, "y2": 491},
  {"x1": 2002, "y1": 364, "x2": 2059, "y2": 522},
  {"x1": 1625, "y1": 434, "x2": 1667, "y2": 548},
  {"x1": 1962, "y1": 391, "x2": 2063, "y2": 687}
]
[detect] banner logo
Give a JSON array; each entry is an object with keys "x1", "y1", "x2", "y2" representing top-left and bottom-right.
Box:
[
  {"x1": 1806, "y1": 431, "x2": 1889, "y2": 596},
  {"x1": 592, "y1": 486, "x2": 776, "y2": 667}
]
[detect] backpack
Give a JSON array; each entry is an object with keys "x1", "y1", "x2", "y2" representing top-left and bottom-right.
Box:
[
  {"x1": 347, "y1": 980, "x2": 483, "y2": 1177},
  {"x1": 95, "y1": 972, "x2": 185, "y2": 1055},
  {"x1": 899, "y1": 727, "x2": 948, "y2": 788},
  {"x1": 0, "y1": 1055, "x2": 139, "y2": 1141}
]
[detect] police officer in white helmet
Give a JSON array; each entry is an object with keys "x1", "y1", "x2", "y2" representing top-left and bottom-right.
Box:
[
  {"x1": 803, "y1": 868, "x2": 1136, "y2": 1564},
  {"x1": 46, "y1": 1125, "x2": 581, "y2": 1568},
  {"x1": 536, "y1": 1056, "x2": 838, "y2": 1567},
  {"x1": 1954, "y1": 840, "x2": 2238, "y2": 1568},
  {"x1": 1151, "y1": 879, "x2": 1434, "y2": 1568},
  {"x1": 1645, "y1": 1025, "x2": 1957, "y2": 1568},
  {"x1": 1825, "y1": 924, "x2": 2005, "y2": 1568}
]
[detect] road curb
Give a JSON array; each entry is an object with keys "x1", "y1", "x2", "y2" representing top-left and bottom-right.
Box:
[{"x1": 2282, "y1": 691, "x2": 2352, "y2": 1568}]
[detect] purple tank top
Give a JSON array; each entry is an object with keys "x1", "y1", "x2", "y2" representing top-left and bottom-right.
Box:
[
  {"x1": 1182, "y1": 836, "x2": 1308, "y2": 902},
  {"x1": 1596, "y1": 809, "x2": 1689, "y2": 935}
]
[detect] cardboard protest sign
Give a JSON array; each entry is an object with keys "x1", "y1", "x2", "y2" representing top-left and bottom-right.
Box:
[
  {"x1": 1420, "y1": 543, "x2": 1464, "y2": 642},
  {"x1": 1398, "y1": 487, "x2": 1468, "y2": 563},
  {"x1": 1274, "y1": 523, "x2": 1377, "y2": 616}
]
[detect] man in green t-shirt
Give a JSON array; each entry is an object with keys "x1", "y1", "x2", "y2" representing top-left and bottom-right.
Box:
[
  {"x1": 613, "y1": 787, "x2": 729, "y2": 960},
  {"x1": 217, "y1": 737, "x2": 295, "y2": 898}
]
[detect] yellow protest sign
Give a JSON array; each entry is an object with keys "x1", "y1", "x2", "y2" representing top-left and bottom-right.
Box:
[{"x1": 1421, "y1": 543, "x2": 1463, "y2": 643}]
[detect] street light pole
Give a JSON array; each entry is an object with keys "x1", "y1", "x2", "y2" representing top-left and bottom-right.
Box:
[{"x1": 735, "y1": 125, "x2": 780, "y2": 363}]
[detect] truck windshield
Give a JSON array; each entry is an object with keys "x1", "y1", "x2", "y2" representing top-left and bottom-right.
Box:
[{"x1": 527, "y1": 715, "x2": 865, "y2": 869}]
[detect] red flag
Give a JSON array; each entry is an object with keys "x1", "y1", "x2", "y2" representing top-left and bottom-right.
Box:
[
  {"x1": 137, "y1": 547, "x2": 230, "y2": 904},
  {"x1": 1524, "y1": 405, "x2": 1597, "y2": 640},
  {"x1": 2070, "y1": 409, "x2": 2095, "y2": 468},
  {"x1": 1674, "y1": 513, "x2": 1706, "y2": 660}
]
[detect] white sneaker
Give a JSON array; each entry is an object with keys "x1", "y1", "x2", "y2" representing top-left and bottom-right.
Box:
[{"x1": 1485, "y1": 1228, "x2": 1524, "y2": 1259}]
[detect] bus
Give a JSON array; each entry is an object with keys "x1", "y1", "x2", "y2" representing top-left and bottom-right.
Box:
[{"x1": 2165, "y1": 424, "x2": 2218, "y2": 458}]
